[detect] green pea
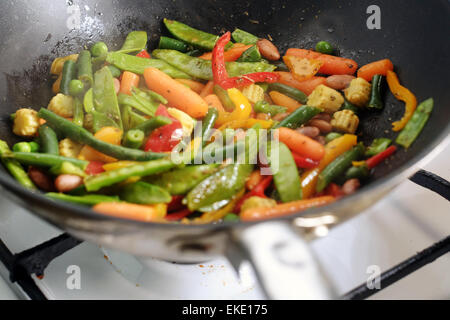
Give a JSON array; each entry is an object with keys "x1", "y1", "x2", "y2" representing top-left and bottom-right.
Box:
[
  {"x1": 325, "y1": 132, "x2": 343, "y2": 143},
  {"x1": 107, "y1": 65, "x2": 122, "y2": 78},
  {"x1": 315, "y1": 41, "x2": 334, "y2": 54},
  {"x1": 13, "y1": 142, "x2": 32, "y2": 153},
  {"x1": 90, "y1": 41, "x2": 108, "y2": 57},
  {"x1": 29, "y1": 141, "x2": 40, "y2": 153},
  {"x1": 68, "y1": 79, "x2": 85, "y2": 96}
]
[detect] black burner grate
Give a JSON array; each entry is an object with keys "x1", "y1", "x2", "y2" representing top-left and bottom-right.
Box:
[{"x1": 0, "y1": 169, "x2": 448, "y2": 300}]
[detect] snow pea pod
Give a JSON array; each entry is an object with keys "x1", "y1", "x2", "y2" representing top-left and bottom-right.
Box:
[
  {"x1": 0, "y1": 140, "x2": 36, "y2": 189},
  {"x1": 93, "y1": 66, "x2": 122, "y2": 130},
  {"x1": 73, "y1": 97, "x2": 84, "y2": 127},
  {"x1": 237, "y1": 45, "x2": 261, "y2": 62},
  {"x1": 146, "y1": 164, "x2": 220, "y2": 195},
  {"x1": 273, "y1": 105, "x2": 322, "y2": 129},
  {"x1": 231, "y1": 29, "x2": 259, "y2": 45},
  {"x1": 270, "y1": 142, "x2": 302, "y2": 202},
  {"x1": 159, "y1": 36, "x2": 189, "y2": 52},
  {"x1": 365, "y1": 138, "x2": 391, "y2": 157},
  {"x1": 213, "y1": 85, "x2": 235, "y2": 111},
  {"x1": 38, "y1": 108, "x2": 167, "y2": 162},
  {"x1": 46, "y1": 193, "x2": 119, "y2": 206},
  {"x1": 152, "y1": 49, "x2": 276, "y2": 81},
  {"x1": 120, "y1": 181, "x2": 172, "y2": 205},
  {"x1": 84, "y1": 158, "x2": 176, "y2": 192},
  {"x1": 164, "y1": 19, "x2": 223, "y2": 51},
  {"x1": 106, "y1": 52, "x2": 192, "y2": 79},
  {"x1": 316, "y1": 143, "x2": 365, "y2": 192},
  {"x1": 396, "y1": 98, "x2": 434, "y2": 149},
  {"x1": 117, "y1": 31, "x2": 148, "y2": 54}
]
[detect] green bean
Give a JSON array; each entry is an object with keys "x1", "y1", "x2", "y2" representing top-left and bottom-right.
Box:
[
  {"x1": 273, "y1": 106, "x2": 322, "y2": 129},
  {"x1": 315, "y1": 41, "x2": 334, "y2": 54},
  {"x1": 46, "y1": 193, "x2": 119, "y2": 206},
  {"x1": 91, "y1": 41, "x2": 109, "y2": 57},
  {"x1": 268, "y1": 83, "x2": 308, "y2": 104},
  {"x1": 84, "y1": 158, "x2": 177, "y2": 192},
  {"x1": 38, "y1": 125, "x2": 59, "y2": 155},
  {"x1": 123, "y1": 129, "x2": 145, "y2": 149},
  {"x1": 73, "y1": 97, "x2": 84, "y2": 127},
  {"x1": 237, "y1": 45, "x2": 261, "y2": 62},
  {"x1": 120, "y1": 181, "x2": 172, "y2": 205},
  {"x1": 345, "y1": 165, "x2": 370, "y2": 180},
  {"x1": 271, "y1": 61, "x2": 290, "y2": 72},
  {"x1": 231, "y1": 28, "x2": 259, "y2": 45},
  {"x1": 396, "y1": 98, "x2": 434, "y2": 149},
  {"x1": 367, "y1": 75, "x2": 384, "y2": 109},
  {"x1": 68, "y1": 79, "x2": 84, "y2": 97},
  {"x1": 158, "y1": 36, "x2": 189, "y2": 52},
  {"x1": 133, "y1": 116, "x2": 172, "y2": 135},
  {"x1": 38, "y1": 108, "x2": 167, "y2": 161},
  {"x1": 152, "y1": 49, "x2": 276, "y2": 80},
  {"x1": 0, "y1": 140, "x2": 36, "y2": 189},
  {"x1": 49, "y1": 161, "x2": 86, "y2": 177},
  {"x1": 5, "y1": 152, "x2": 88, "y2": 169},
  {"x1": 201, "y1": 108, "x2": 219, "y2": 146},
  {"x1": 340, "y1": 99, "x2": 359, "y2": 115},
  {"x1": 316, "y1": 143, "x2": 365, "y2": 192},
  {"x1": 223, "y1": 213, "x2": 240, "y2": 222},
  {"x1": 76, "y1": 50, "x2": 93, "y2": 87},
  {"x1": 106, "y1": 52, "x2": 192, "y2": 79},
  {"x1": 365, "y1": 138, "x2": 391, "y2": 157},
  {"x1": 213, "y1": 85, "x2": 236, "y2": 112},
  {"x1": 254, "y1": 101, "x2": 287, "y2": 116},
  {"x1": 60, "y1": 60, "x2": 77, "y2": 95}
]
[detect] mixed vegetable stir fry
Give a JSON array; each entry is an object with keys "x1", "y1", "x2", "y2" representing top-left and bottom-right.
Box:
[{"x1": 0, "y1": 19, "x2": 434, "y2": 224}]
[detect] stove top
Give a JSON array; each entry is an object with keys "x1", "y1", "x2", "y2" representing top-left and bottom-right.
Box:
[{"x1": 0, "y1": 143, "x2": 449, "y2": 300}]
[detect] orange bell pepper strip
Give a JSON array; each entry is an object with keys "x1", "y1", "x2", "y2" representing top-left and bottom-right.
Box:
[
  {"x1": 217, "y1": 118, "x2": 273, "y2": 130},
  {"x1": 199, "y1": 44, "x2": 252, "y2": 61},
  {"x1": 386, "y1": 70, "x2": 417, "y2": 132},
  {"x1": 301, "y1": 134, "x2": 357, "y2": 199},
  {"x1": 215, "y1": 88, "x2": 252, "y2": 127}
]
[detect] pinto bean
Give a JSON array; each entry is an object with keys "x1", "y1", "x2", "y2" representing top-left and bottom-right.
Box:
[
  {"x1": 314, "y1": 135, "x2": 327, "y2": 145},
  {"x1": 342, "y1": 179, "x2": 360, "y2": 195},
  {"x1": 296, "y1": 126, "x2": 320, "y2": 138},
  {"x1": 113, "y1": 78, "x2": 121, "y2": 95},
  {"x1": 257, "y1": 39, "x2": 281, "y2": 61},
  {"x1": 272, "y1": 112, "x2": 289, "y2": 122},
  {"x1": 325, "y1": 75, "x2": 356, "y2": 90},
  {"x1": 256, "y1": 113, "x2": 271, "y2": 121},
  {"x1": 28, "y1": 167, "x2": 54, "y2": 191},
  {"x1": 55, "y1": 174, "x2": 83, "y2": 193},
  {"x1": 309, "y1": 119, "x2": 333, "y2": 134}
]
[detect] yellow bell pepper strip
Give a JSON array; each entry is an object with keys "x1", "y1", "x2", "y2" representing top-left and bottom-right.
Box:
[
  {"x1": 300, "y1": 134, "x2": 357, "y2": 199},
  {"x1": 194, "y1": 189, "x2": 245, "y2": 224},
  {"x1": 386, "y1": 70, "x2": 417, "y2": 132},
  {"x1": 218, "y1": 118, "x2": 273, "y2": 130},
  {"x1": 215, "y1": 88, "x2": 252, "y2": 127},
  {"x1": 103, "y1": 161, "x2": 138, "y2": 171}
]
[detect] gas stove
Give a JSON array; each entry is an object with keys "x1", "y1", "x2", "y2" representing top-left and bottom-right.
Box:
[{"x1": 0, "y1": 144, "x2": 449, "y2": 300}]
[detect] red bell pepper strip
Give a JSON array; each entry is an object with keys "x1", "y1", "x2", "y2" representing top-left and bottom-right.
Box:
[
  {"x1": 324, "y1": 183, "x2": 345, "y2": 198},
  {"x1": 167, "y1": 195, "x2": 185, "y2": 212},
  {"x1": 212, "y1": 32, "x2": 280, "y2": 89},
  {"x1": 85, "y1": 161, "x2": 105, "y2": 175},
  {"x1": 291, "y1": 152, "x2": 320, "y2": 169},
  {"x1": 144, "y1": 105, "x2": 183, "y2": 152},
  {"x1": 234, "y1": 175, "x2": 273, "y2": 213},
  {"x1": 165, "y1": 209, "x2": 192, "y2": 221},
  {"x1": 366, "y1": 146, "x2": 397, "y2": 169},
  {"x1": 136, "y1": 50, "x2": 151, "y2": 59}
]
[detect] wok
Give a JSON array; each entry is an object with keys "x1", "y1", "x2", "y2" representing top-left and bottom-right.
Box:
[{"x1": 0, "y1": 0, "x2": 449, "y2": 299}]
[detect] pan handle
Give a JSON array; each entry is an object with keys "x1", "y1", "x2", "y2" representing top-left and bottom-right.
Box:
[{"x1": 227, "y1": 221, "x2": 336, "y2": 299}]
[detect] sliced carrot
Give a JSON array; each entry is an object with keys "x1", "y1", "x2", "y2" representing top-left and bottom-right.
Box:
[
  {"x1": 78, "y1": 126, "x2": 123, "y2": 163},
  {"x1": 285, "y1": 48, "x2": 358, "y2": 75},
  {"x1": 277, "y1": 127, "x2": 325, "y2": 161},
  {"x1": 119, "y1": 71, "x2": 140, "y2": 95},
  {"x1": 241, "y1": 196, "x2": 335, "y2": 221},
  {"x1": 357, "y1": 59, "x2": 394, "y2": 82},
  {"x1": 283, "y1": 56, "x2": 323, "y2": 81},
  {"x1": 269, "y1": 91, "x2": 302, "y2": 112},
  {"x1": 276, "y1": 72, "x2": 327, "y2": 95},
  {"x1": 200, "y1": 81, "x2": 215, "y2": 97},
  {"x1": 175, "y1": 79, "x2": 206, "y2": 94},
  {"x1": 199, "y1": 44, "x2": 253, "y2": 61},
  {"x1": 203, "y1": 94, "x2": 225, "y2": 112},
  {"x1": 93, "y1": 202, "x2": 167, "y2": 222},
  {"x1": 143, "y1": 67, "x2": 208, "y2": 118}
]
